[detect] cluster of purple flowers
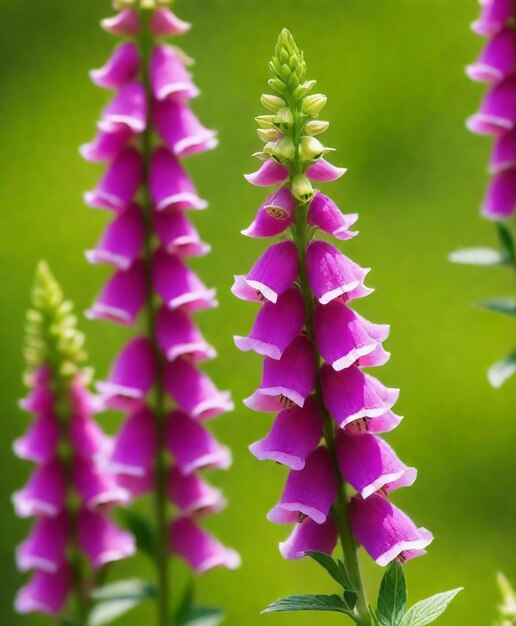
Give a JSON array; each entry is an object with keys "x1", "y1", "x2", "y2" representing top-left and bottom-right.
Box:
[
  {"x1": 467, "y1": 0, "x2": 516, "y2": 219},
  {"x1": 83, "y1": 2, "x2": 238, "y2": 574},
  {"x1": 234, "y1": 30, "x2": 432, "y2": 568}
]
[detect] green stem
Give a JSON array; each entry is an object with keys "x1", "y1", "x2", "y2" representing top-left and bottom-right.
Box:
[
  {"x1": 292, "y1": 203, "x2": 371, "y2": 626},
  {"x1": 138, "y1": 8, "x2": 171, "y2": 626}
]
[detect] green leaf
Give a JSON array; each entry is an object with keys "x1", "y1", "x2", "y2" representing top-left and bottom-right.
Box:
[
  {"x1": 402, "y1": 588, "x2": 463, "y2": 626},
  {"x1": 88, "y1": 580, "x2": 156, "y2": 626},
  {"x1": 449, "y1": 247, "x2": 506, "y2": 266},
  {"x1": 262, "y1": 594, "x2": 354, "y2": 615},
  {"x1": 119, "y1": 509, "x2": 157, "y2": 559},
  {"x1": 88, "y1": 597, "x2": 143, "y2": 626},
  {"x1": 376, "y1": 562, "x2": 407, "y2": 626},
  {"x1": 305, "y1": 551, "x2": 354, "y2": 591},
  {"x1": 496, "y1": 223, "x2": 515, "y2": 264},
  {"x1": 488, "y1": 353, "x2": 516, "y2": 388},
  {"x1": 181, "y1": 607, "x2": 225, "y2": 626},
  {"x1": 477, "y1": 298, "x2": 516, "y2": 316}
]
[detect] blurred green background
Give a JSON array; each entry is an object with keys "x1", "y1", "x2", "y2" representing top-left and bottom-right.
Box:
[{"x1": 1, "y1": 0, "x2": 515, "y2": 624}]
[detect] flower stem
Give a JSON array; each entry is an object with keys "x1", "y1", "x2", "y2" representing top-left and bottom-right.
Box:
[
  {"x1": 292, "y1": 204, "x2": 371, "y2": 626},
  {"x1": 138, "y1": 8, "x2": 171, "y2": 626}
]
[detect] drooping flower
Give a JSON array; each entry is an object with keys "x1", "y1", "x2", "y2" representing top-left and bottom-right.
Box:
[
  {"x1": 13, "y1": 263, "x2": 134, "y2": 618},
  {"x1": 83, "y1": 1, "x2": 239, "y2": 617},
  {"x1": 234, "y1": 29, "x2": 432, "y2": 621}
]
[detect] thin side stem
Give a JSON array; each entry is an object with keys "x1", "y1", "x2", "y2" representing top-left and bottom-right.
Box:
[{"x1": 138, "y1": 8, "x2": 171, "y2": 626}]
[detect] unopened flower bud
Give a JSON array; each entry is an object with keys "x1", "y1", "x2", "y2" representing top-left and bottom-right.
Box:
[
  {"x1": 257, "y1": 128, "x2": 281, "y2": 142},
  {"x1": 255, "y1": 115, "x2": 276, "y2": 129},
  {"x1": 299, "y1": 136, "x2": 326, "y2": 161},
  {"x1": 274, "y1": 108, "x2": 294, "y2": 132},
  {"x1": 140, "y1": 0, "x2": 156, "y2": 9},
  {"x1": 269, "y1": 137, "x2": 295, "y2": 163},
  {"x1": 261, "y1": 94, "x2": 286, "y2": 112},
  {"x1": 113, "y1": 0, "x2": 136, "y2": 8},
  {"x1": 305, "y1": 120, "x2": 330, "y2": 136},
  {"x1": 292, "y1": 174, "x2": 314, "y2": 203},
  {"x1": 302, "y1": 94, "x2": 327, "y2": 116}
]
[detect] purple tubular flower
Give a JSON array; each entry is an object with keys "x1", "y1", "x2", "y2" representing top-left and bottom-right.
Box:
[
  {"x1": 468, "y1": 1, "x2": 516, "y2": 219},
  {"x1": 234, "y1": 288, "x2": 305, "y2": 359},
  {"x1": 279, "y1": 515, "x2": 338, "y2": 560},
  {"x1": 13, "y1": 460, "x2": 67, "y2": 518},
  {"x1": 73, "y1": 457, "x2": 129, "y2": 509},
  {"x1": 84, "y1": 3, "x2": 239, "y2": 601},
  {"x1": 349, "y1": 494, "x2": 433, "y2": 566},
  {"x1": 244, "y1": 335, "x2": 316, "y2": 412},
  {"x1": 13, "y1": 414, "x2": 60, "y2": 464},
  {"x1": 308, "y1": 192, "x2": 358, "y2": 240},
  {"x1": 90, "y1": 42, "x2": 140, "y2": 90},
  {"x1": 77, "y1": 508, "x2": 135, "y2": 569},
  {"x1": 242, "y1": 186, "x2": 296, "y2": 237},
  {"x1": 307, "y1": 158, "x2": 347, "y2": 182},
  {"x1": 16, "y1": 514, "x2": 69, "y2": 574},
  {"x1": 171, "y1": 517, "x2": 241, "y2": 574},
  {"x1": 232, "y1": 240, "x2": 299, "y2": 303},
  {"x1": 244, "y1": 159, "x2": 289, "y2": 186},
  {"x1": 249, "y1": 396, "x2": 323, "y2": 470},
  {"x1": 267, "y1": 446, "x2": 337, "y2": 525},
  {"x1": 15, "y1": 566, "x2": 72, "y2": 616}
]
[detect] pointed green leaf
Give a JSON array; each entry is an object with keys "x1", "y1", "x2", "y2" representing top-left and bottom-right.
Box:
[
  {"x1": 262, "y1": 594, "x2": 354, "y2": 615},
  {"x1": 344, "y1": 589, "x2": 358, "y2": 610},
  {"x1": 488, "y1": 353, "x2": 516, "y2": 388},
  {"x1": 376, "y1": 562, "x2": 407, "y2": 626},
  {"x1": 496, "y1": 223, "x2": 515, "y2": 264},
  {"x1": 477, "y1": 298, "x2": 516, "y2": 316},
  {"x1": 88, "y1": 598, "x2": 143, "y2": 626},
  {"x1": 120, "y1": 509, "x2": 157, "y2": 560},
  {"x1": 305, "y1": 551, "x2": 354, "y2": 590},
  {"x1": 449, "y1": 247, "x2": 506, "y2": 266},
  {"x1": 91, "y1": 579, "x2": 156, "y2": 602},
  {"x1": 402, "y1": 588, "x2": 462, "y2": 626},
  {"x1": 181, "y1": 607, "x2": 224, "y2": 626}
]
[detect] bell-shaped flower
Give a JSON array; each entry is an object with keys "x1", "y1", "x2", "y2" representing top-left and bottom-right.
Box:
[
  {"x1": 86, "y1": 261, "x2": 147, "y2": 325},
  {"x1": 168, "y1": 466, "x2": 226, "y2": 516},
  {"x1": 244, "y1": 335, "x2": 316, "y2": 412},
  {"x1": 244, "y1": 158, "x2": 289, "y2": 186},
  {"x1": 241, "y1": 186, "x2": 296, "y2": 238},
  {"x1": 154, "y1": 209, "x2": 210, "y2": 257},
  {"x1": 467, "y1": 75, "x2": 516, "y2": 135},
  {"x1": 98, "y1": 82, "x2": 147, "y2": 133},
  {"x1": 151, "y1": 7, "x2": 191, "y2": 36},
  {"x1": 232, "y1": 240, "x2": 299, "y2": 304},
  {"x1": 86, "y1": 204, "x2": 144, "y2": 270},
  {"x1": 490, "y1": 128, "x2": 516, "y2": 173},
  {"x1": 314, "y1": 301, "x2": 387, "y2": 371},
  {"x1": 234, "y1": 288, "x2": 305, "y2": 360},
  {"x1": 279, "y1": 515, "x2": 338, "y2": 560},
  {"x1": 117, "y1": 472, "x2": 154, "y2": 498},
  {"x1": 73, "y1": 457, "x2": 129, "y2": 509},
  {"x1": 249, "y1": 396, "x2": 322, "y2": 470},
  {"x1": 77, "y1": 508, "x2": 135, "y2": 569},
  {"x1": 69, "y1": 411, "x2": 112, "y2": 461},
  {"x1": 97, "y1": 337, "x2": 156, "y2": 410},
  {"x1": 345, "y1": 410, "x2": 404, "y2": 435},
  {"x1": 321, "y1": 364, "x2": 399, "y2": 429},
  {"x1": 357, "y1": 343, "x2": 391, "y2": 368},
  {"x1": 164, "y1": 359, "x2": 234, "y2": 421},
  {"x1": 336, "y1": 431, "x2": 417, "y2": 499},
  {"x1": 151, "y1": 45, "x2": 199, "y2": 101},
  {"x1": 482, "y1": 168, "x2": 516, "y2": 218},
  {"x1": 16, "y1": 514, "x2": 69, "y2": 574},
  {"x1": 467, "y1": 27, "x2": 516, "y2": 83},
  {"x1": 110, "y1": 407, "x2": 158, "y2": 477},
  {"x1": 307, "y1": 158, "x2": 347, "y2": 182},
  {"x1": 101, "y1": 9, "x2": 140, "y2": 36},
  {"x1": 84, "y1": 147, "x2": 143, "y2": 211},
  {"x1": 90, "y1": 42, "x2": 140, "y2": 89},
  {"x1": 156, "y1": 307, "x2": 216, "y2": 362},
  {"x1": 171, "y1": 517, "x2": 241, "y2": 573},
  {"x1": 307, "y1": 192, "x2": 358, "y2": 240},
  {"x1": 80, "y1": 125, "x2": 133, "y2": 162},
  {"x1": 349, "y1": 494, "x2": 433, "y2": 566},
  {"x1": 154, "y1": 99, "x2": 218, "y2": 157},
  {"x1": 153, "y1": 248, "x2": 217, "y2": 312},
  {"x1": 267, "y1": 446, "x2": 337, "y2": 525},
  {"x1": 19, "y1": 385, "x2": 54, "y2": 414},
  {"x1": 13, "y1": 461, "x2": 66, "y2": 518},
  {"x1": 471, "y1": 0, "x2": 514, "y2": 37},
  {"x1": 166, "y1": 411, "x2": 232, "y2": 475},
  {"x1": 150, "y1": 147, "x2": 207, "y2": 211},
  {"x1": 15, "y1": 566, "x2": 72, "y2": 615},
  {"x1": 306, "y1": 240, "x2": 370, "y2": 305},
  {"x1": 13, "y1": 414, "x2": 60, "y2": 465}
]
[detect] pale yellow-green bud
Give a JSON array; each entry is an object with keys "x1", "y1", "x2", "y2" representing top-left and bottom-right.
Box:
[
  {"x1": 305, "y1": 119, "x2": 330, "y2": 136},
  {"x1": 299, "y1": 136, "x2": 326, "y2": 161},
  {"x1": 252, "y1": 151, "x2": 270, "y2": 162},
  {"x1": 302, "y1": 94, "x2": 327, "y2": 116},
  {"x1": 268, "y1": 137, "x2": 295, "y2": 163},
  {"x1": 292, "y1": 175, "x2": 314, "y2": 204},
  {"x1": 113, "y1": 0, "x2": 136, "y2": 8},
  {"x1": 274, "y1": 108, "x2": 294, "y2": 132},
  {"x1": 261, "y1": 94, "x2": 286, "y2": 113},
  {"x1": 255, "y1": 115, "x2": 276, "y2": 129},
  {"x1": 257, "y1": 128, "x2": 281, "y2": 142}
]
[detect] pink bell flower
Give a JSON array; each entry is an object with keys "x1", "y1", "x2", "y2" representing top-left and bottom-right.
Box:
[
  {"x1": 156, "y1": 307, "x2": 216, "y2": 362},
  {"x1": 307, "y1": 192, "x2": 358, "y2": 240},
  {"x1": 73, "y1": 457, "x2": 129, "y2": 509},
  {"x1": 101, "y1": 9, "x2": 140, "y2": 36},
  {"x1": 244, "y1": 159, "x2": 289, "y2": 186},
  {"x1": 279, "y1": 515, "x2": 338, "y2": 560},
  {"x1": 13, "y1": 460, "x2": 66, "y2": 518},
  {"x1": 110, "y1": 407, "x2": 158, "y2": 477},
  {"x1": 490, "y1": 128, "x2": 516, "y2": 173},
  {"x1": 151, "y1": 45, "x2": 199, "y2": 101},
  {"x1": 466, "y1": 27, "x2": 516, "y2": 82},
  {"x1": 78, "y1": 508, "x2": 135, "y2": 569},
  {"x1": 16, "y1": 514, "x2": 69, "y2": 574},
  {"x1": 98, "y1": 82, "x2": 147, "y2": 134},
  {"x1": 80, "y1": 125, "x2": 133, "y2": 162},
  {"x1": 471, "y1": 0, "x2": 514, "y2": 37},
  {"x1": 168, "y1": 466, "x2": 226, "y2": 516},
  {"x1": 241, "y1": 186, "x2": 296, "y2": 238},
  {"x1": 13, "y1": 414, "x2": 60, "y2": 465},
  {"x1": 154, "y1": 209, "x2": 210, "y2": 257},
  {"x1": 307, "y1": 158, "x2": 347, "y2": 182},
  {"x1": 15, "y1": 566, "x2": 72, "y2": 616},
  {"x1": 482, "y1": 168, "x2": 516, "y2": 218},
  {"x1": 90, "y1": 42, "x2": 140, "y2": 90},
  {"x1": 467, "y1": 75, "x2": 516, "y2": 135},
  {"x1": 151, "y1": 8, "x2": 191, "y2": 36}
]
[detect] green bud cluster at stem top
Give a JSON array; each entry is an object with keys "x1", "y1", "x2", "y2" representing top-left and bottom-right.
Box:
[
  {"x1": 24, "y1": 262, "x2": 89, "y2": 384},
  {"x1": 256, "y1": 28, "x2": 332, "y2": 203}
]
